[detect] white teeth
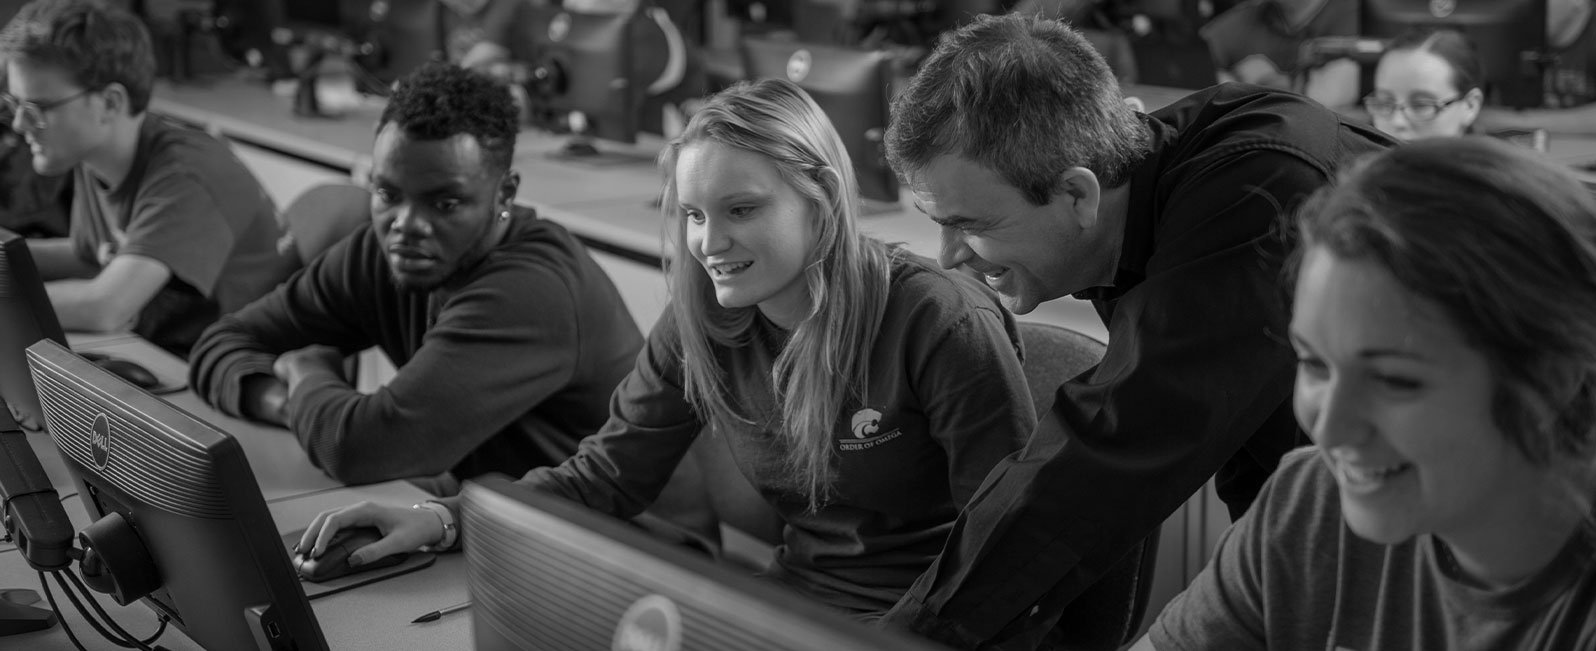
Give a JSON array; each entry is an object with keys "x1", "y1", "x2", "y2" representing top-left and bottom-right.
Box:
[
  {"x1": 1341, "y1": 462, "x2": 1411, "y2": 484},
  {"x1": 712, "y1": 261, "x2": 752, "y2": 276},
  {"x1": 983, "y1": 269, "x2": 1007, "y2": 281}
]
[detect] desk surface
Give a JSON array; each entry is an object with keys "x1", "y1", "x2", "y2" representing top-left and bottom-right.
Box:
[{"x1": 2, "y1": 339, "x2": 470, "y2": 650}]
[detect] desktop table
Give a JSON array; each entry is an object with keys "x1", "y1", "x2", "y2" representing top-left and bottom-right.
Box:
[{"x1": 1, "y1": 337, "x2": 473, "y2": 651}]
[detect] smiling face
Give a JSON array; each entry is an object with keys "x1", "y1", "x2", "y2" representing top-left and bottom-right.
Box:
[
  {"x1": 1290, "y1": 246, "x2": 1553, "y2": 547},
  {"x1": 368, "y1": 123, "x2": 515, "y2": 292},
  {"x1": 676, "y1": 140, "x2": 818, "y2": 328},
  {"x1": 1370, "y1": 48, "x2": 1480, "y2": 141},
  {"x1": 6, "y1": 59, "x2": 107, "y2": 176},
  {"x1": 910, "y1": 155, "x2": 1111, "y2": 315}
]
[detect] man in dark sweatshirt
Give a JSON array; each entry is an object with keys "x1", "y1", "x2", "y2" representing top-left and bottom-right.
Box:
[
  {"x1": 880, "y1": 14, "x2": 1394, "y2": 650},
  {"x1": 189, "y1": 63, "x2": 643, "y2": 488}
]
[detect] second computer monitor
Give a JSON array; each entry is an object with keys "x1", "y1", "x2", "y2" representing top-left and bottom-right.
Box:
[
  {"x1": 26, "y1": 340, "x2": 329, "y2": 651},
  {"x1": 1362, "y1": 0, "x2": 1547, "y2": 108},
  {"x1": 741, "y1": 37, "x2": 899, "y2": 205},
  {"x1": 525, "y1": 7, "x2": 648, "y2": 147},
  {"x1": 464, "y1": 476, "x2": 946, "y2": 651},
  {"x1": 0, "y1": 227, "x2": 67, "y2": 431}
]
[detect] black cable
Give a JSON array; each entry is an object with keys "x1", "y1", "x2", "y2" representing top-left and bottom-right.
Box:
[
  {"x1": 64, "y1": 569, "x2": 161, "y2": 647},
  {"x1": 62, "y1": 569, "x2": 163, "y2": 650},
  {"x1": 51, "y1": 570, "x2": 141, "y2": 649},
  {"x1": 37, "y1": 570, "x2": 92, "y2": 651}
]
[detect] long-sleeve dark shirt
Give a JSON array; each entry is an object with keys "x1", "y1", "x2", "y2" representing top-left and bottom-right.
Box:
[
  {"x1": 188, "y1": 209, "x2": 642, "y2": 484},
  {"x1": 882, "y1": 84, "x2": 1396, "y2": 649},
  {"x1": 450, "y1": 255, "x2": 1036, "y2": 615}
]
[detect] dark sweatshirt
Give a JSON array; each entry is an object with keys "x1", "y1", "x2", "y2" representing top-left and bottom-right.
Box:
[
  {"x1": 452, "y1": 255, "x2": 1036, "y2": 615},
  {"x1": 884, "y1": 83, "x2": 1397, "y2": 649},
  {"x1": 188, "y1": 208, "x2": 642, "y2": 484}
]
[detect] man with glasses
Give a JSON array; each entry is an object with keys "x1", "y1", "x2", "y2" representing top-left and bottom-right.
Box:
[
  {"x1": 0, "y1": 0, "x2": 294, "y2": 355},
  {"x1": 0, "y1": 69, "x2": 71, "y2": 239}
]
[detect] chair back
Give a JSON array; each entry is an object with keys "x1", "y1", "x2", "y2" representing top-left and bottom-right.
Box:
[
  {"x1": 1017, "y1": 321, "x2": 1161, "y2": 650},
  {"x1": 277, "y1": 183, "x2": 370, "y2": 267}
]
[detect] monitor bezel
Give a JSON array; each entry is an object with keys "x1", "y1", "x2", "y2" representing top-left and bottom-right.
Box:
[{"x1": 0, "y1": 227, "x2": 68, "y2": 431}]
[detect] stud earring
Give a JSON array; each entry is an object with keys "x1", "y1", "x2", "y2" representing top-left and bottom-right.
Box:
[{"x1": 499, "y1": 210, "x2": 511, "y2": 222}]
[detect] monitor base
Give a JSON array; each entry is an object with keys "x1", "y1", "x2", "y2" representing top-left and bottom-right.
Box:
[{"x1": 0, "y1": 589, "x2": 57, "y2": 636}]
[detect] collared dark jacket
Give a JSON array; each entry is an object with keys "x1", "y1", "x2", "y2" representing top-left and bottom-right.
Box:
[{"x1": 882, "y1": 83, "x2": 1396, "y2": 650}]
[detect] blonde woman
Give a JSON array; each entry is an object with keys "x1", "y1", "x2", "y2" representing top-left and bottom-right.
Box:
[{"x1": 297, "y1": 79, "x2": 1035, "y2": 618}]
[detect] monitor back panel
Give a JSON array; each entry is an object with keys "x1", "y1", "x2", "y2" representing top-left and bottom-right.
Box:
[
  {"x1": 532, "y1": 9, "x2": 646, "y2": 145},
  {"x1": 27, "y1": 341, "x2": 328, "y2": 651},
  {"x1": 464, "y1": 478, "x2": 944, "y2": 651},
  {"x1": 740, "y1": 38, "x2": 898, "y2": 203}
]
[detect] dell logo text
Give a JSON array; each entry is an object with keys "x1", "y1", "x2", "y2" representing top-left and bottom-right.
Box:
[{"x1": 90, "y1": 413, "x2": 112, "y2": 469}]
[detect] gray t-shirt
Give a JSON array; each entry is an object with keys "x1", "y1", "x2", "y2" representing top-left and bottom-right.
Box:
[
  {"x1": 1151, "y1": 447, "x2": 1596, "y2": 651},
  {"x1": 71, "y1": 116, "x2": 293, "y2": 354}
]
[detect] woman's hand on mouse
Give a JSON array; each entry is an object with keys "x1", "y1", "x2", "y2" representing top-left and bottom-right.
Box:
[{"x1": 296, "y1": 501, "x2": 445, "y2": 565}]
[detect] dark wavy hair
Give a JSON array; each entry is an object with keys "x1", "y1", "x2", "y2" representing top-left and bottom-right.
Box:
[
  {"x1": 377, "y1": 63, "x2": 518, "y2": 174},
  {"x1": 1383, "y1": 28, "x2": 1486, "y2": 95},
  {"x1": 0, "y1": 0, "x2": 156, "y2": 114},
  {"x1": 885, "y1": 13, "x2": 1151, "y2": 206},
  {"x1": 1293, "y1": 137, "x2": 1596, "y2": 514}
]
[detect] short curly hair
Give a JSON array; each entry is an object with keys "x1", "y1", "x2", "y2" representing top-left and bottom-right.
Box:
[
  {"x1": 0, "y1": 0, "x2": 156, "y2": 114},
  {"x1": 377, "y1": 63, "x2": 518, "y2": 174}
]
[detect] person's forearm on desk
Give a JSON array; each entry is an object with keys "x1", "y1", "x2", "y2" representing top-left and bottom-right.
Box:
[{"x1": 45, "y1": 255, "x2": 169, "y2": 332}]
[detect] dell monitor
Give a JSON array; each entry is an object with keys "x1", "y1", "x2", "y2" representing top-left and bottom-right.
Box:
[
  {"x1": 1362, "y1": 0, "x2": 1547, "y2": 108},
  {"x1": 0, "y1": 227, "x2": 68, "y2": 432},
  {"x1": 524, "y1": 6, "x2": 648, "y2": 157},
  {"x1": 24, "y1": 340, "x2": 330, "y2": 651},
  {"x1": 463, "y1": 476, "x2": 949, "y2": 651},
  {"x1": 521, "y1": 4, "x2": 692, "y2": 163},
  {"x1": 741, "y1": 37, "x2": 899, "y2": 206}
]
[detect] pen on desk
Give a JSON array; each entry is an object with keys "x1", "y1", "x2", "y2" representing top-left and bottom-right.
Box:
[{"x1": 411, "y1": 601, "x2": 472, "y2": 624}]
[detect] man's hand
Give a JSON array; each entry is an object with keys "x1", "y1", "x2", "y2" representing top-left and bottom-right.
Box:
[{"x1": 272, "y1": 345, "x2": 345, "y2": 394}]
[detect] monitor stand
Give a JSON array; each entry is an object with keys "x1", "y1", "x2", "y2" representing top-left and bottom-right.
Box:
[
  {"x1": 0, "y1": 589, "x2": 56, "y2": 636},
  {"x1": 545, "y1": 135, "x2": 655, "y2": 168}
]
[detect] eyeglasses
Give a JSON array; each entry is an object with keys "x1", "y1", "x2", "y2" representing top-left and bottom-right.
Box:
[
  {"x1": 1, "y1": 88, "x2": 96, "y2": 130},
  {"x1": 1361, "y1": 95, "x2": 1464, "y2": 122}
]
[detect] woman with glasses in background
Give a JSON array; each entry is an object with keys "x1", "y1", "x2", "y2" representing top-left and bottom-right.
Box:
[{"x1": 1363, "y1": 29, "x2": 1484, "y2": 141}]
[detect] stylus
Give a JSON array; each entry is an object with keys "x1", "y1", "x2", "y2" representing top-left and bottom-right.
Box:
[{"x1": 411, "y1": 601, "x2": 471, "y2": 624}]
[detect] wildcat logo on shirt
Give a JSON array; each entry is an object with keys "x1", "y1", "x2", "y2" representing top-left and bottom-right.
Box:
[{"x1": 839, "y1": 408, "x2": 903, "y2": 451}]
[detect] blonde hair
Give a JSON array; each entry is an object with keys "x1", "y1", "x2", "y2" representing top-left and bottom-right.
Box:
[{"x1": 658, "y1": 79, "x2": 896, "y2": 508}]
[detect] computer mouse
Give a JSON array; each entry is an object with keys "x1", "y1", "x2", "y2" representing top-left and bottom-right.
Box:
[
  {"x1": 95, "y1": 358, "x2": 159, "y2": 390},
  {"x1": 293, "y1": 526, "x2": 406, "y2": 583}
]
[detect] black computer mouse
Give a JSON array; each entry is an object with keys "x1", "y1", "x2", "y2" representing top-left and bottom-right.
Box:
[
  {"x1": 293, "y1": 526, "x2": 406, "y2": 583},
  {"x1": 96, "y1": 358, "x2": 158, "y2": 390}
]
